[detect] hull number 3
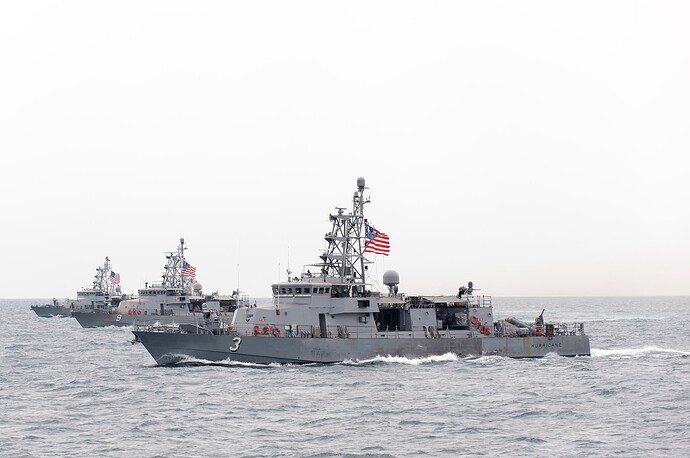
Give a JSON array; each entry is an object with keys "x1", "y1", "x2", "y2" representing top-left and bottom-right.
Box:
[{"x1": 229, "y1": 337, "x2": 242, "y2": 352}]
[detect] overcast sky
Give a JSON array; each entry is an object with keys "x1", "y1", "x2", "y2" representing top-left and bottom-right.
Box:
[{"x1": 1, "y1": 1, "x2": 688, "y2": 299}]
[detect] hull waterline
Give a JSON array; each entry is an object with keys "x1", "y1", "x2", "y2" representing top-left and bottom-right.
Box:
[
  {"x1": 133, "y1": 331, "x2": 591, "y2": 365},
  {"x1": 73, "y1": 312, "x2": 210, "y2": 329},
  {"x1": 31, "y1": 305, "x2": 73, "y2": 318}
]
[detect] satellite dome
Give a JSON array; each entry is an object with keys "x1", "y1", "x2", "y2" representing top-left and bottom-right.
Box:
[
  {"x1": 383, "y1": 270, "x2": 399, "y2": 287},
  {"x1": 357, "y1": 177, "x2": 365, "y2": 189},
  {"x1": 115, "y1": 286, "x2": 121, "y2": 293},
  {"x1": 193, "y1": 282, "x2": 203, "y2": 291}
]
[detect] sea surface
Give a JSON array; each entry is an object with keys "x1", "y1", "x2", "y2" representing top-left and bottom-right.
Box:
[{"x1": 2, "y1": 297, "x2": 690, "y2": 457}]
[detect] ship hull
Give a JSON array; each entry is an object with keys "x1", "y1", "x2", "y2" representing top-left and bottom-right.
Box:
[
  {"x1": 132, "y1": 332, "x2": 591, "y2": 364},
  {"x1": 31, "y1": 305, "x2": 73, "y2": 318},
  {"x1": 73, "y1": 312, "x2": 209, "y2": 328}
]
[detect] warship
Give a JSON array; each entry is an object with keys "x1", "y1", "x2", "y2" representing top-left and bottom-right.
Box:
[
  {"x1": 73, "y1": 238, "x2": 248, "y2": 328},
  {"x1": 31, "y1": 257, "x2": 124, "y2": 318},
  {"x1": 30, "y1": 298, "x2": 74, "y2": 318},
  {"x1": 133, "y1": 178, "x2": 591, "y2": 364}
]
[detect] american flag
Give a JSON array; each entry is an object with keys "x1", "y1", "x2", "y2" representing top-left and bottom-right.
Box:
[
  {"x1": 110, "y1": 271, "x2": 121, "y2": 284},
  {"x1": 364, "y1": 222, "x2": 390, "y2": 256},
  {"x1": 182, "y1": 261, "x2": 196, "y2": 277}
]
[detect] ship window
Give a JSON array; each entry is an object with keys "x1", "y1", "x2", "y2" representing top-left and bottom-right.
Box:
[
  {"x1": 280, "y1": 287, "x2": 286, "y2": 294},
  {"x1": 304, "y1": 287, "x2": 310, "y2": 294},
  {"x1": 287, "y1": 287, "x2": 293, "y2": 294},
  {"x1": 324, "y1": 287, "x2": 330, "y2": 294},
  {"x1": 295, "y1": 287, "x2": 302, "y2": 294},
  {"x1": 273, "y1": 287, "x2": 279, "y2": 295}
]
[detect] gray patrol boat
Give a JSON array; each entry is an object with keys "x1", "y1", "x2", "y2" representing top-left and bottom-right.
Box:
[
  {"x1": 31, "y1": 257, "x2": 124, "y2": 318},
  {"x1": 134, "y1": 177, "x2": 590, "y2": 364},
  {"x1": 31, "y1": 298, "x2": 74, "y2": 318},
  {"x1": 73, "y1": 238, "x2": 247, "y2": 328}
]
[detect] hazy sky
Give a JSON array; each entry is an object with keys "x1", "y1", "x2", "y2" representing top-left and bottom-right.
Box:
[{"x1": 1, "y1": 1, "x2": 688, "y2": 299}]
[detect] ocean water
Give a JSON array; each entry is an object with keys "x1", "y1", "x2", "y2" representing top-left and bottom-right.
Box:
[{"x1": 2, "y1": 297, "x2": 690, "y2": 457}]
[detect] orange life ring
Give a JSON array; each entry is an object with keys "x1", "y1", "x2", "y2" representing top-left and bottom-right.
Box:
[
  {"x1": 127, "y1": 309, "x2": 132, "y2": 315},
  {"x1": 470, "y1": 315, "x2": 479, "y2": 326},
  {"x1": 272, "y1": 326, "x2": 280, "y2": 337},
  {"x1": 137, "y1": 310, "x2": 141, "y2": 315},
  {"x1": 261, "y1": 326, "x2": 269, "y2": 335},
  {"x1": 253, "y1": 325, "x2": 260, "y2": 336}
]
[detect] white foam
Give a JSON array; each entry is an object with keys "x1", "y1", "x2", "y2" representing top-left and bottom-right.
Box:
[
  {"x1": 591, "y1": 346, "x2": 690, "y2": 358},
  {"x1": 463, "y1": 354, "x2": 507, "y2": 364},
  {"x1": 345, "y1": 352, "x2": 460, "y2": 366}
]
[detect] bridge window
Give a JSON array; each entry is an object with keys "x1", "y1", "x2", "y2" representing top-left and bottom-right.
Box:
[{"x1": 304, "y1": 287, "x2": 310, "y2": 294}]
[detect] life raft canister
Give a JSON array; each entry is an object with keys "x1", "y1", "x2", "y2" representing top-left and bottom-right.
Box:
[{"x1": 253, "y1": 325, "x2": 260, "y2": 336}]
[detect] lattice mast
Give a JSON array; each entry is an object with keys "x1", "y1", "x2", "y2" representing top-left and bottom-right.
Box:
[
  {"x1": 162, "y1": 238, "x2": 187, "y2": 289},
  {"x1": 92, "y1": 257, "x2": 110, "y2": 291},
  {"x1": 319, "y1": 177, "x2": 371, "y2": 284}
]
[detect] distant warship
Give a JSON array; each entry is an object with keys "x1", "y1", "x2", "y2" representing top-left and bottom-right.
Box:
[
  {"x1": 134, "y1": 178, "x2": 590, "y2": 364},
  {"x1": 30, "y1": 298, "x2": 73, "y2": 318},
  {"x1": 31, "y1": 257, "x2": 123, "y2": 317},
  {"x1": 73, "y1": 239, "x2": 247, "y2": 328}
]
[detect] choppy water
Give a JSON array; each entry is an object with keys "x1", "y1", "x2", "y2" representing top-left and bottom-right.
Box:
[{"x1": 2, "y1": 297, "x2": 690, "y2": 457}]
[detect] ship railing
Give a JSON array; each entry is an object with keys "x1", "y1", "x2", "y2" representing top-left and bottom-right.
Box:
[{"x1": 219, "y1": 322, "x2": 469, "y2": 339}]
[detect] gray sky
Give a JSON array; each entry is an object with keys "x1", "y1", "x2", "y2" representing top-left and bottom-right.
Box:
[{"x1": 1, "y1": 1, "x2": 688, "y2": 299}]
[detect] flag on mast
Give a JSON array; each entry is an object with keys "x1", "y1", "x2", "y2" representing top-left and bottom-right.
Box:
[
  {"x1": 364, "y1": 222, "x2": 390, "y2": 256},
  {"x1": 182, "y1": 261, "x2": 196, "y2": 277}
]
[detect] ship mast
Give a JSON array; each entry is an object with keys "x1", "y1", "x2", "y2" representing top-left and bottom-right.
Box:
[
  {"x1": 92, "y1": 258, "x2": 108, "y2": 291},
  {"x1": 316, "y1": 177, "x2": 371, "y2": 285},
  {"x1": 162, "y1": 238, "x2": 187, "y2": 290},
  {"x1": 103, "y1": 256, "x2": 113, "y2": 294}
]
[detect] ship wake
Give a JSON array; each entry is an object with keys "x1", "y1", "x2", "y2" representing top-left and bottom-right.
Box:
[{"x1": 592, "y1": 346, "x2": 690, "y2": 359}]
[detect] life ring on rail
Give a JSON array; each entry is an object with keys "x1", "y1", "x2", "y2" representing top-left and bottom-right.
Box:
[
  {"x1": 272, "y1": 326, "x2": 280, "y2": 337},
  {"x1": 261, "y1": 326, "x2": 269, "y2": 335},
  {"x1": 253, "y1": 325, "x2": 260, "y2": 336}
]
